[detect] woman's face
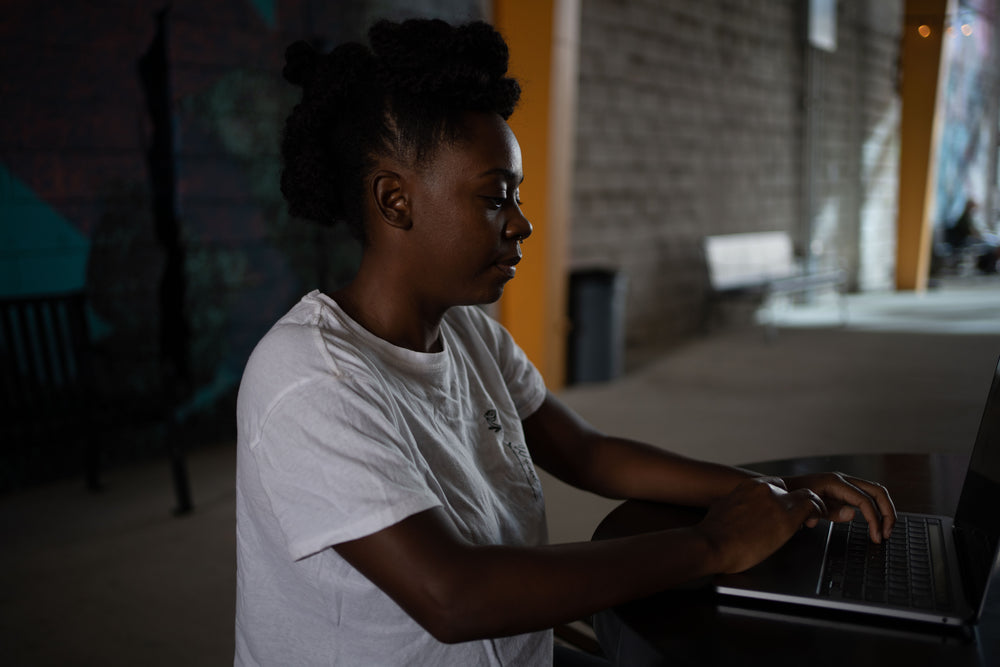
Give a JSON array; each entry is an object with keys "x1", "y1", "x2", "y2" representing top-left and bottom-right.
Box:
[{"x1": 405, "y1": 112, "x2": 532, "y2": 308}]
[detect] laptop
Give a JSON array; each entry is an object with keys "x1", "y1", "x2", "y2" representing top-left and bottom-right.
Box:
[{"x1": 714, "y1": 355, "x2": 1000, "y2": 629}]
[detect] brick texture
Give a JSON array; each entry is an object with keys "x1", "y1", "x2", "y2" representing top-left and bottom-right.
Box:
[{"x1": 572, "y1": 0, "x2": 903, "y2": 357}]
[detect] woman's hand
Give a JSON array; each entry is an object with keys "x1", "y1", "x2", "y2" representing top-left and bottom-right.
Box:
[
  {"x1": 782, "y1": 472, "x2": 897, "y2": 543},
  {"x1": 695, "y1": 476, "x2": 827, "y2": 574}
]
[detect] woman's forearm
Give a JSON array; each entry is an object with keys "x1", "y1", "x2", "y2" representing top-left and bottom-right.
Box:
[
  {"x1": 421, "y1": 525, "x2": 718, "y2": 643},
  {"x1": 574, "y1": 434, "x2": 759, "y2": 506}
]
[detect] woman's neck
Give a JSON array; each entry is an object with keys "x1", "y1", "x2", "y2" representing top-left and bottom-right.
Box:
[{"x1": 333, "y1": 269, "x2": 445, "y2": 354}]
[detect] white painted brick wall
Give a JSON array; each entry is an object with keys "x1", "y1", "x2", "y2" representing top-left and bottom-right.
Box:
[{"x1": 572, "y1": 0, "x2": 903, "y2": 357}]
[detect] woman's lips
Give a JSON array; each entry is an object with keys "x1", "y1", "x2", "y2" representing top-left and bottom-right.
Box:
[{"x1": 496, "y1": 254, "x2": 521, "y2": 279}]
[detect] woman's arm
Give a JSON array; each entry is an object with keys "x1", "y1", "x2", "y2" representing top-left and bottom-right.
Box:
[
  {"x1": 333, "y1": 392, "x2": 894, "y2": 644},
  {"x1": 334, "y1": 478, "x2": 824, "y2": 644},
  {"x1": 522, "y1": 390, "x2": 760, "y2": 505},
  {"x1": 523, "y1": 391, "x2": 896, "y2": 542}
]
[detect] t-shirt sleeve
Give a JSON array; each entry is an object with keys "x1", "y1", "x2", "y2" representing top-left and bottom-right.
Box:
[{"x1": 251, "y1": 377, "x2": 442, "y2": 561}]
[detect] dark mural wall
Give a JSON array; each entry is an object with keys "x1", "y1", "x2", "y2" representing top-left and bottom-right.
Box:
[{"x1": 0, "y1": 0, "x2": 484, "y2": 479}]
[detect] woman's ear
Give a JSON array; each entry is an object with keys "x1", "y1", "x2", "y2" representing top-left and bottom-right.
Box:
[{"x1": 371, "y1": 170, "x2": 412, "y2": 229}]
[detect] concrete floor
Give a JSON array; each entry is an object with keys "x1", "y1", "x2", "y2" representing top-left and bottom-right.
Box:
[{"x1": 2, "y1": 280, "x2": 999, "y2": 666}]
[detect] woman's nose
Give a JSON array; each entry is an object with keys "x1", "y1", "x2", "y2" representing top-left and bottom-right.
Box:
[{"x1": 505, "y1": 210, "x2": 532, "y2": 241}]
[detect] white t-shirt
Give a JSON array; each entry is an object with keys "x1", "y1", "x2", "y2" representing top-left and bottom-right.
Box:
[{"x1": 235, "y1": 291, "x2": 551, "y2": 666}]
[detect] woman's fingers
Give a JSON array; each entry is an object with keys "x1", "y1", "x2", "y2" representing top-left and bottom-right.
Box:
[{"x1": 784, "y1": 473, "x2": 897, "y2": 542}]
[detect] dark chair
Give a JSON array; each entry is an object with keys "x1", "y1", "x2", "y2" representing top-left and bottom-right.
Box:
[{"x1": 0, "y1": 291, "x2": 102, "y2": 492}]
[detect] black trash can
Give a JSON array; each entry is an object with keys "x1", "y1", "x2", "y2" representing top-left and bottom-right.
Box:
[{"x1": 567, "y1": 269, "x2": 627, "y2": 384}]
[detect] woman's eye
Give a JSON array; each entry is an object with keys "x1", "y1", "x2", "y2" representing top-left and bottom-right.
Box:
[{"x1": 484, "y1": 196, "x2": 506, "y2": 210}]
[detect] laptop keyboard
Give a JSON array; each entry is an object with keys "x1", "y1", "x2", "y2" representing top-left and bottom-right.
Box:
[{"x1": 821, "y1": 513, "x2": 952, "y2": 611}]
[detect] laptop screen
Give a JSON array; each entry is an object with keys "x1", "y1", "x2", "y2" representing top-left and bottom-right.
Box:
[{"x1": 953, "y1": 356, "x2": 1000, "y2": 617}]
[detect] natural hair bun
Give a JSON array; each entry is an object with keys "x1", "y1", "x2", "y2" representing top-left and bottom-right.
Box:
[
  {"x1": 369, "y1": 19, "x2": 519, "y2": 118},
  {"x1": 280, "y1": 19, "x2": 521, "y2": 238}
]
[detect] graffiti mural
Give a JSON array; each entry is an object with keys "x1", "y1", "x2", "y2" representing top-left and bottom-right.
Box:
[
  {"x1": 935, "y1": 0, "x2": 999, "y2": 231},
  {"x1": 0, "y1": 0, "x2": 484, "y2": 483}
]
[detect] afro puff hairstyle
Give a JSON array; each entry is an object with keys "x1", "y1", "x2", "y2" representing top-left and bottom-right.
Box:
[{"x1": 280, "y1": 19, "x2": 521, "y2": 241}]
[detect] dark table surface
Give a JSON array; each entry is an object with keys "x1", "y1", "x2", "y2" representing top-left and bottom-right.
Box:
[{"x1": 591, "y1": 453, "x2": 1000, "y2": 667}]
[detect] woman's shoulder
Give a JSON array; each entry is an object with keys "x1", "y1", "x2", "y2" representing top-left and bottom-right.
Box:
[
  {"x1": 250, "y1": 292, "x2": 329, "y2": 358},
  {"x1": 239, "y1": 293, "x2": 392, "y2": 422},
  {"x1": 243, "y1": 292, "x2": 369, "y2": 390}
]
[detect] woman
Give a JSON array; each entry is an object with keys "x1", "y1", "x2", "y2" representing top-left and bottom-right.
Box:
[{"x1": 235, "y1": 18, "x2": 895, "y2": 666}]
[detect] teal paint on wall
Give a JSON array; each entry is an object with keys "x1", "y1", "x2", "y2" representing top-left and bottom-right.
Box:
[
  {"x1": 250, "y1": 0, "x2": 276, "y2": 28},
  {"x1": 0, "y1": 164, "x2": 90, "y2": 298}
]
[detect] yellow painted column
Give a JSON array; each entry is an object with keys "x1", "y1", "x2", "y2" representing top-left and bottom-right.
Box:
[
  {"x1": 493, "y1": 0, "x2": 578, "y2": 389},
  {"x1": 896, "y1": 0, "x2": 951, "y2": 291}
]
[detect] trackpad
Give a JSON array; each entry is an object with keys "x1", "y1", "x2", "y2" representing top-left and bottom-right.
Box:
[{"x1": 715, "y1": 520, "x2": 832, "y2": 597}]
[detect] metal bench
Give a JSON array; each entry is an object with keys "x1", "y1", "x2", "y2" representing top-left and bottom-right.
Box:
[
  {"x1": 0, "y1": 291, "x2": 102, "y2": 491},
  {"x1": 703, "y1": 231, "x2": 847, "y2": 337},
  {"x1": 0, "y1": 291, "x2": 193, "y2": 513}
]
